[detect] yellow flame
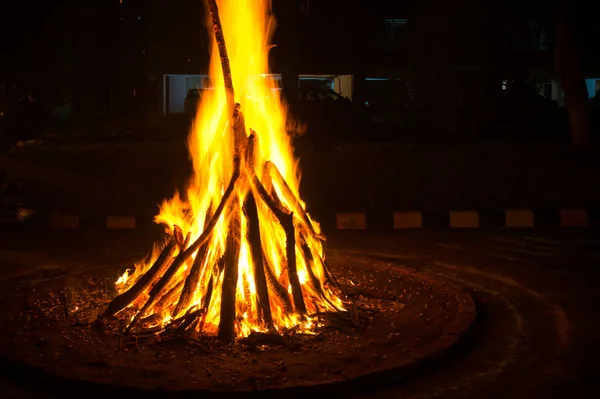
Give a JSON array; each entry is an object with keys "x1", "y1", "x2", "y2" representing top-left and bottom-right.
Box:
[{"x1": 114, "y1": 0, "x2": 343, "y2": 338}]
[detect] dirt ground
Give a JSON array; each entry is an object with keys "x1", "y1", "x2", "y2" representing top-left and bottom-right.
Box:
[{"x1": 0, "y1": 256, "x2": 466, "y2": 393}]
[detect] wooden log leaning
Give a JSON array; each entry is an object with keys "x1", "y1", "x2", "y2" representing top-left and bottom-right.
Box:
[
  {"x1": 94, "y1": 238, "x2": 177, "y2": 324},
  {"x1": 300, "y1": 241, "x2": 325, "y2": 296},
  {"x1": 173, "y1": 240, "x2": 209, "y2": 318},
  {"x1": 173, "y1": 207, "x2": 214, "y2": 318},
  {"x1": 126, "y1": 242, "x2": 195, "y2": 333},
  {"x1": 218, "y1": 210, "x2": 242, "y2": 342},
  {"x1": 243, "y1": 192, "x2": 273, "y2": 328},
  {"x1": 251, "y1": 177, "x2": 306, "y2": 315},
  {"x1": 265, "y1": 161, "x2": 324, "y2": 241},
  {"x1": 206, "y1": 0, "x2": 234, "y2": 107},
  {"x1": 183, "y1": 168, "x2": 240, "y2": 259},
  {"x1": 155, "y1": 280, "x2": 185, "y2": 311},
  {"x1": 176, "y1": 308, "x2": 204, "y2": 334},
  {"x1": 281, "y1": 212, "x2": 306, "y2": 315},
  {"x1": 300, "y1": 239, "x2": 342, "y2": 312},
  {"x1": 263, "y1": 252, "x2": 293, "y2": 313}
]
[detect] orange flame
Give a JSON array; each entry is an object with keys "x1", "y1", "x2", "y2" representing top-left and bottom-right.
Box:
[{"x1": 115, "y1": 0, "x2": 343, "y2": 338}]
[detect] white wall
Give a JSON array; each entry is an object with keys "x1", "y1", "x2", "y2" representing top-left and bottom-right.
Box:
[
  {"x1": 299, "y1": 74, "x2": 354, "y2": 100},
  {"x1": 163, "y1": 74, "x2": 210, "y2": 114},
  {"x1": 168, "y1": 75, "x2": 187, "y2": 114},
  {"x1": 163, "y1": 73, "x2": 354, "y2": 114},
  {"x1": 334, "y1": 75, "x2": 353, "y2": 101}
]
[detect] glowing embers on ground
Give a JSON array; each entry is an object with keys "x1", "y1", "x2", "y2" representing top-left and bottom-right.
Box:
[{"x1": 94, "y1": 0, "x2": 345, "y2": 342}]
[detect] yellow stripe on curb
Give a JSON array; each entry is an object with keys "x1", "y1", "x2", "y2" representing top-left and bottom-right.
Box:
[{"x1": 450, "y1": 211, "x2": 479, "y2": 228}]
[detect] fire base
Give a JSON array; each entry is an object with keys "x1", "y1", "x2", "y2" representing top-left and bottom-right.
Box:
[{"x1": 0, "y1": 255, "x2": 475, "y2": 394}]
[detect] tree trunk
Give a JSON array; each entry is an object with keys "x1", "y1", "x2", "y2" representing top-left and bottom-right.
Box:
[{"x1": 554, "y1": 0, "x2": 590, "y2": 146}]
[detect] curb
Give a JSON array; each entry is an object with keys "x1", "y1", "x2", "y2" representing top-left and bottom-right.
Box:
[
  {"x1": 14, "y1": 209, "x2": 147, "y2": 230},
  {"x1": 12, "y1": 208, "x2": 595, "y2": 230},
  {"x1": 336, "y1": 209, "x2": 593, "y2": 229}
]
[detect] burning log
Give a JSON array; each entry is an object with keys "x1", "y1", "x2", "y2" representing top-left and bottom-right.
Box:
[
  {"x1": 218, "y1": 211, "x2": 242, "y2": 342},
  {"x1": 281, "y1": 212, "x2": 306, "y2": 315},
  {"x1": 300, "y1": 240, "x2": 325, "y2": 297},
  {"x1": 127, "y1": 240, "x2": 193, "y2": 333},
  {"x1": 263, "y1": 252, "x2": 293, "y2": 313},
  {"x1": 155, "y1": 280, "x2": 185, "y2": 311},
  {"x1": 176, "y1": 308, "x2": 204, "y2": 334},
  {"x1": 322, "y1": 259, "x2": 342, "y2": 292},
  {"x1": 243, "y1": 192, "x2": 273, "y2": 329},
  {"x1": 182, "y1": 168, "x2": 239, "y2": 259},
  {"x1": 95, "y1": 238, "x2": 177, "y2": 324},
  {"x1": 173, "y1": 239, "x2": 209, "y2": 318},
  {"x1": 266, "y1": 161, "x2": 324, "y2": 241},
  {"x1": 173, "y1": 225, "x2": 186, "y2": 249},
  {"x1": 207, "y1": 0, "x2": 234, "y2": 109},
  {"x1": 251, "y1": 177, "x2": 306, "y2": 315}
]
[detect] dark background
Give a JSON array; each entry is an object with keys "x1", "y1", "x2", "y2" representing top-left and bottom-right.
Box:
[
  {"x1": 1, "y1": 0, "x2": 598, "y2": 140},
  {"x1": 1, "y1": 0, "x2": 600, "y2": 219}
]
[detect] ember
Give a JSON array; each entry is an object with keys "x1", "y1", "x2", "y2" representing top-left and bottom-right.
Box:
[{"x1": 95, "y1": 0, "x2": 345, "y2": 341}]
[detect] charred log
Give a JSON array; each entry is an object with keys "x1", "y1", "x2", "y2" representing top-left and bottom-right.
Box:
[
  {"x1": 206, "y1": 0, "x2": 233, "y2": 103},
  {"x1": 218, "y1": 211, "x2": 242, "y2": 342},
  {"x1": 183, "y1": 168, "x2": 240, "y2": 259},
  {"x1": 95, "y1": 238, "x2": 177, "y2": 324},
  {"x1": 266, "y1": 161, "x2": 324, "y2": 240},
  {"x1": 243, "y1": 192, "x2": 273, "y2": 328},
  {"x1": 281, "y1": 212, "x2": 306, "y2": 314},
  {"x1": 173, "y1": 240, "x2": 209, "y2": 318},
  {"x1": 176, "y1": 308, "x2": 204, "y2": 334},
  {"x1": 127, "y1": 243, "x2": 196, "y2": 333},
  {"x1": 300, "y1": 241, "x2": 325, "y2": 296},
  {"x1": 155, "y1": 280, "x2": 185, "y2": 311},
  {"x1": 251, "y1": 176, "x2": 306, "y2": 314},
  {"x1": 263, "y1": 253, "x2": 293, "y2": 313}
]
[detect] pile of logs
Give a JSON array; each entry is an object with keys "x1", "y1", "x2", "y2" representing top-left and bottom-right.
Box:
[{"x1": 94, "y1": 0, "x2": 343, "y2": 342}]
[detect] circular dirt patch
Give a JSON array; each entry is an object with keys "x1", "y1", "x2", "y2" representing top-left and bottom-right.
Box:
[{"x1": 0, "y1": 254, "x2": 474, "y2": 394}]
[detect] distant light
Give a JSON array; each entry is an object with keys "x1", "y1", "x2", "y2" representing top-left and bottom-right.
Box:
[
  {"x1": 17, "y1": 207, "x2": 38, "y2": 221},
  {"x1": 138, "y1": 15, "x2": 141, "y2": 20},
  {"x1": 299, "y1": 77, "x2": 329, "y2": 81},
  {"x1": 142, "y1": 48, "x2": 146, "y2": 54},
  {"x1": 133, "y1": 88, "x2": 136, "y2": 97},
  {"x1": 365, "y1": 77, "x2": 389, "y2": 81},
  {"x1": 187, "y1": 57, "x2": 191, "y2": 62}
]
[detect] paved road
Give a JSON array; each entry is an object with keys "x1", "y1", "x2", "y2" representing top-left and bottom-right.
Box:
[{"x1": 1, "y1": 226, "x2": 599, "y2": 398}]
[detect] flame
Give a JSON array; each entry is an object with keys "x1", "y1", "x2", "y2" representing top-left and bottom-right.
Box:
[{"x1": 114, "y1": 0, "x2": 343, "y2": 338}]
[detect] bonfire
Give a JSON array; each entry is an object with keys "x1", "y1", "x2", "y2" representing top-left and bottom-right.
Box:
[{"x1": 95, "y1": 0, "x2": 345, "y2": 342}]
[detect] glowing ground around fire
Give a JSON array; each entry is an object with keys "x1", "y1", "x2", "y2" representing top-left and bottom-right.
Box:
[{"x1": 0, "y1": 256, "x2": 474, "y2": 393}]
